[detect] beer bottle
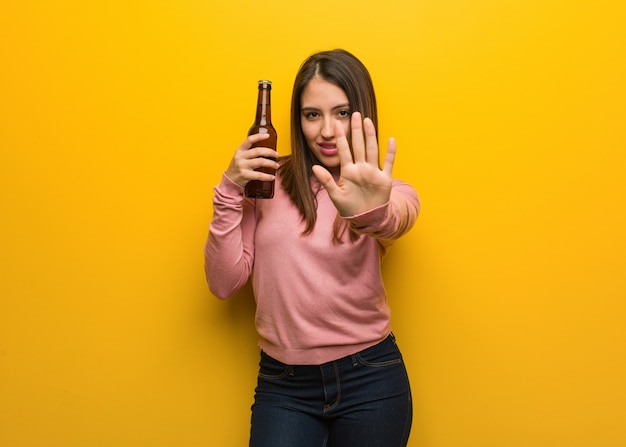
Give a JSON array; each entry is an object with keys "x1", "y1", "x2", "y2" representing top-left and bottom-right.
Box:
[{"x1": 245, "y1": 80, "x2": 277, "y2": 199}]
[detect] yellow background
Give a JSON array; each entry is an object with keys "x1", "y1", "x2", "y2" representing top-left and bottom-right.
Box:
[{"x1": 1, "y1": 1, "x2": 625, "y2": 446}]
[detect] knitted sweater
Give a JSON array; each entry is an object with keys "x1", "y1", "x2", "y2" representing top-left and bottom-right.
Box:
[{"x1": 204, "y1": 171, "x2": 420, "y2": 365}]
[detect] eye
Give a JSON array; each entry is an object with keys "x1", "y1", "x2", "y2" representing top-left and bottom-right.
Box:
[
  {"x1": 337, "y1": 110, "x2": 351, "y2": 119},
  {"x1": 303, "y1": 111, "x2": 320, "y2": 120}
]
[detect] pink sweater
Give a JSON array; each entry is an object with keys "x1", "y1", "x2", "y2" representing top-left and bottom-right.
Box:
[{"x1": 205, "y1": 172, "x2": 420, "y2": 365}]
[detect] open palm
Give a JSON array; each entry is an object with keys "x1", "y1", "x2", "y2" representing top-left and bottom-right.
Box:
[{"x1": 312, "y1": 112, "x2": 396, "y2": 217}]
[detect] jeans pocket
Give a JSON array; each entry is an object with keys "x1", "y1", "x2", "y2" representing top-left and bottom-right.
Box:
[
  {"x1": 355, "y1": 337, "x2": 403, "y2": 367},
  {"x1": 258, "y1": 351, "x2": 292, "y2": 379}
]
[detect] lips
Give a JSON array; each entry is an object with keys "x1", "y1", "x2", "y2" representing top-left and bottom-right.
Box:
[{"x1": 318, "y1": 142, "x2": 338, "y2": 156}]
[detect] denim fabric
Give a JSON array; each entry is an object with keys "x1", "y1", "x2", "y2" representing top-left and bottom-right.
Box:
[{"x1": 249, "y1": 334, "x2": 413, "y2": 447}]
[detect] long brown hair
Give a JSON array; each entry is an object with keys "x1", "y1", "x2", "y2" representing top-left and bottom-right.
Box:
[{"x1": 280, "y1": 49, "x2": 379, "y2": 242}]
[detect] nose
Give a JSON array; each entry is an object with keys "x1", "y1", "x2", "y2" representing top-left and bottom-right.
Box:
[{"x1": 320, "y1": 117, "x2": 335, "y2": 139}]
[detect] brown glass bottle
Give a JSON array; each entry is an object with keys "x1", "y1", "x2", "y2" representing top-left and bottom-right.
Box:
[{"x1": 245, "y1": 80, "x2": 277, "y2": 199}]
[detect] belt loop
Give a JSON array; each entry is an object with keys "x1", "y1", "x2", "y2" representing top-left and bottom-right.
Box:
[{"x1": 351, "y1": 354, "x2": 358, "y2": 367}]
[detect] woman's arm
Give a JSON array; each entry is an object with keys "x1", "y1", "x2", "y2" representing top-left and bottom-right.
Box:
[
  {"x1": 204, "y1": 173, "x2": 256, "y2": 299},
  {"x1": 204, "y1": 133, "x2": 279, "y2": 298},
  {"x1": 344, "y1": 180, "x2": 420, "y2": 246}
]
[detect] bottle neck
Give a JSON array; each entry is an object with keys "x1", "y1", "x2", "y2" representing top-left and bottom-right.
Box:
[{"x1": 256, "y1": 85, "x2": 272, "y2": 125}]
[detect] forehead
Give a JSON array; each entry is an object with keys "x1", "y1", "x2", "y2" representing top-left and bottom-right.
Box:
[{"x1": 301, "y1": 78, "x2": 349, "y2": 107}]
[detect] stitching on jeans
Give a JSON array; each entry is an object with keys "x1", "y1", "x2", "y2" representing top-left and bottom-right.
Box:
[
  {"x1": 258, "y1": 366, "x2": 291, "y2": 379},
  {"x1": 258, "y1": 354, "x2": 292, "y2": 379},
  {"x1": 323, "y1": 362, "x2": 341, "y2": 414},
  {"x1": 355, "y1": 353, "x2": 403, "y2": 367}
]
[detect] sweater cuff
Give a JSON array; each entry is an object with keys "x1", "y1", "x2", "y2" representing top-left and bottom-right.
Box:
[
  {"x1": 218, "y1": 172, "x2": 245, "y2": 196},
  {"x1": 343, "y1": 202, "x2": 389, "y2": 230}
]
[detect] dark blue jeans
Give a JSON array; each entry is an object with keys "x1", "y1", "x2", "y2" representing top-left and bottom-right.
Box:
[{"x1": 249, "y1": 334, "x2": 413, "y2": 446}]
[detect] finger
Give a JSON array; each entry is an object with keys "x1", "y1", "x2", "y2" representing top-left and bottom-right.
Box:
[
  {"x1": 243, "y1": 132, "x2": 271, "y2": 149},
  {"x1": 363, "y1": 117, "x2": 379, "y2": 167},
  {"x1": 350, "y1": 112, "x2": 365, "y2": 163},
  {"x1": 334, "y1": 119, "x2": 354, "y2": 167},
  {"x1": 248, "y1": 156, "x2": 280, "y2": 171},
  {"x1": 245, "y1": 146, "x2": 279, "y2": 160},
  {"x1": 312, "y1": 164, "x2": 339, "y2": 195},
  {"x1": 241, "y1": 132, "x2": 277, "y2": 159},
  {"x1": 248, "y1": 169, "x2": 276, "y2": 182},
  {"x1": 242, "y1": 157, "x2": 279, "y2": 183},
  {"x1": 382, "y1": 137, "x2": 397, "y2": 177}
]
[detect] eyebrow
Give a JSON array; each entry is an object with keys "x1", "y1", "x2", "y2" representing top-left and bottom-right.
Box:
[{"x1": 301, "y1": 103, "x2": 350, "y2": 112}]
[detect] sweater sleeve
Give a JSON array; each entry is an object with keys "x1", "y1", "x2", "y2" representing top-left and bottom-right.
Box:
[
  {"x1": 343, "y1": 180, "x2": 420, "y2": 247},
  {"x1": 204, "y1": 173, "x2": 256, "y2": 299}
]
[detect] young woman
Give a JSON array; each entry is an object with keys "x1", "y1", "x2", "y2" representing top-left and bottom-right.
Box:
[{"x1": 205, "y1": 49, "x2": 420, "y2": 447}]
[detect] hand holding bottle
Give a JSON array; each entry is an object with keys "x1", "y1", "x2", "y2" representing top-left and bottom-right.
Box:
[
  {"x1": 225, "y1": 133, "x2": 279, "y2": 188},
  {"x1": 312, "y1": 112, "x2": 395, "y2": 217}
]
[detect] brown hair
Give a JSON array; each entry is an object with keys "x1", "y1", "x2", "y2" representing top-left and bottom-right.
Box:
[{"x1": 279, "y1": 49, "x2": 379, "y2": 242}]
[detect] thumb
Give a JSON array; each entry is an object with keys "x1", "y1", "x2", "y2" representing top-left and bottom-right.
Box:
[{"x1": 312, "y1": 165, "x2": 338, "y2": 195}]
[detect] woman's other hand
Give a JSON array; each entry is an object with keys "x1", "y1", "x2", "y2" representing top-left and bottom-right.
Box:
[{"x1": 312, "y1": 112, "x2": 396, "y2": 216}]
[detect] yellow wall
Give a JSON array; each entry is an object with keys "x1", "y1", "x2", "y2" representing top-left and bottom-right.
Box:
[{"x1": 1, "y1": 1, "x2": 625, "y2": 445}]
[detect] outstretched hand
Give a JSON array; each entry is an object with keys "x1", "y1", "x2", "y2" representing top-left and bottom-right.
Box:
[{"x1": 312, "y1": 112, "x2": 396, "y2": 217}]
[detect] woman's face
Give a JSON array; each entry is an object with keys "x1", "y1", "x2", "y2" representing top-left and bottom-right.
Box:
[{"x1": 300, "y1": 78, "x2": 351, "y2": 169}]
